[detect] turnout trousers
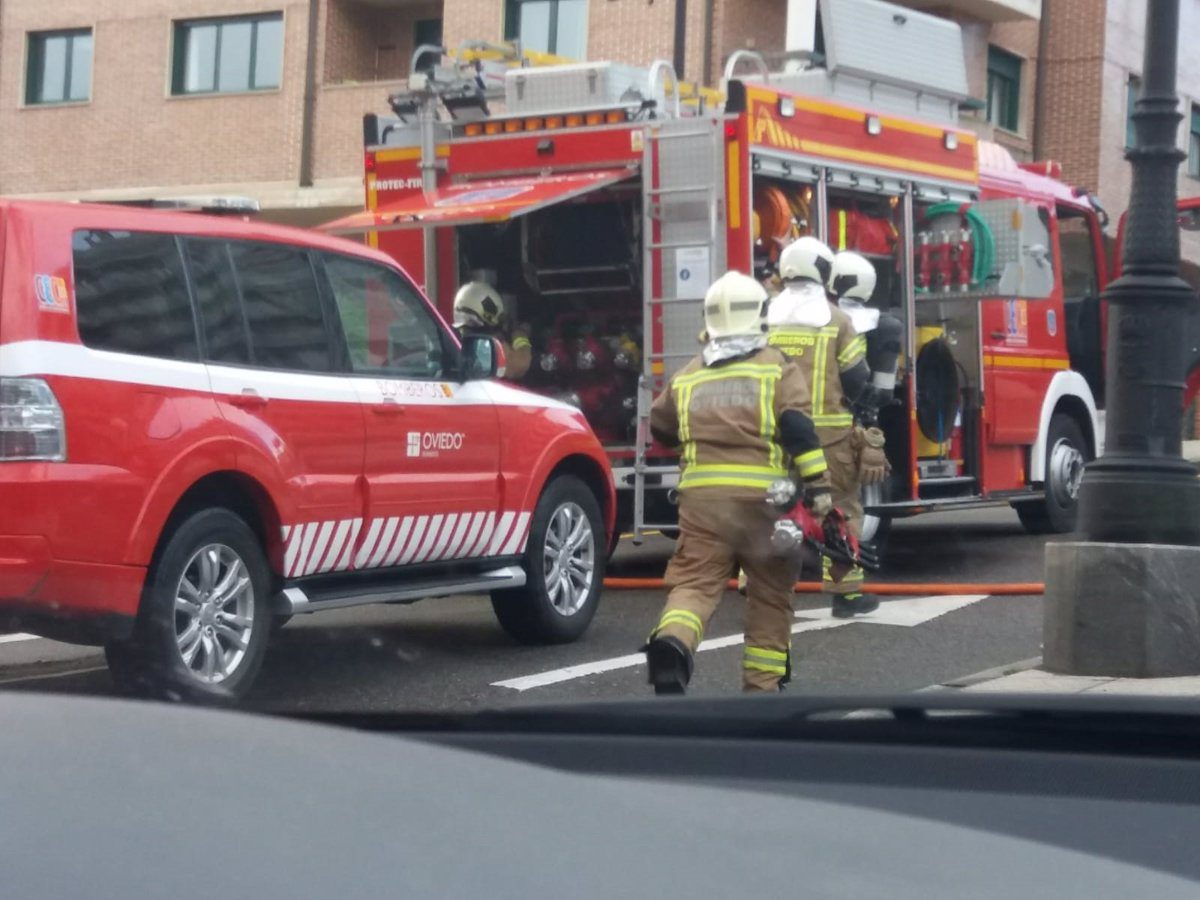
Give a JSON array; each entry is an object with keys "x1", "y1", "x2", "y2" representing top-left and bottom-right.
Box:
[
  {"x1": 822, "y1": 433, "x2": 865, "y2": 596},
  {"x1": 651, "y1": 492, "x2": 798, "y2": 692}
]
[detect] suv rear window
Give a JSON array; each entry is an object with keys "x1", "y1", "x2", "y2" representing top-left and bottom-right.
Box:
[{"x1": 72, "y1": 230, "x2": 199, "y2": 361}]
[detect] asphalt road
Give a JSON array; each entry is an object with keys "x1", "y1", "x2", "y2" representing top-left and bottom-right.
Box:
[{"x1": 2, "y1": 506, "x2": 1053, "y2": 710}]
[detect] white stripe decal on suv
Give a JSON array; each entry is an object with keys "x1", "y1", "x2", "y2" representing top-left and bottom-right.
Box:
[
  {"x1": 355, "y1": 518, "x2": 385, "y2": 569},
  {"x1": 278, "y1": 510, "x2": 532, "y2": 578},
  {"x1": 0, "y1": 340, "x2": 578, "y2": 410},
  {"x1": 397, "y1": 516, "x2": 430, "y2": 566}
]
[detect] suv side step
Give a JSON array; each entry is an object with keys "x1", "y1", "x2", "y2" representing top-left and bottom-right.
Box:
[{"x1": 278, "y1": 565, "x2": 527, "y2": 615}]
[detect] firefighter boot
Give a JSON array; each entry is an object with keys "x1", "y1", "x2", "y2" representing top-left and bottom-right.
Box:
[
  {"x1": 646, "y1": 636, "x2": 694, "y2": 695},
  {"x1": 831, "y1": 592, "x2": 880, "y2": 619}
]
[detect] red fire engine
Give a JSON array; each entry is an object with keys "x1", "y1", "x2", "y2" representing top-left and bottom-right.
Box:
[{"x1": 324, "y1": 11, "x2": 1200, "y2": 552}]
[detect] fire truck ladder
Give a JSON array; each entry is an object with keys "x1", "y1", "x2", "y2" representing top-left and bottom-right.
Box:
[{"x1": 632, "y1": 116, "x2": 727, "y2": 542}]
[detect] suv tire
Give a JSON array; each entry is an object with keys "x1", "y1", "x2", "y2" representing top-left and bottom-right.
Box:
[
  {"x1": 106, "y1": 508, "x2": 271, "y2": 703},
  {"x1": 492, "y1": 475, "x2": 605, "y2": 644}
]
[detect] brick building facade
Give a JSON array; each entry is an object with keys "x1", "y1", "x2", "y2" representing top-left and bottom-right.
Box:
[{"x1": 0, "y1": 0, "x2": 1196, "y2": 243}]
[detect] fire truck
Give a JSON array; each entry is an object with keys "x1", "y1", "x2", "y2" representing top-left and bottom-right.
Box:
[{"x1": 323, "y1": 1, "x2": 1200, "y2": 552}]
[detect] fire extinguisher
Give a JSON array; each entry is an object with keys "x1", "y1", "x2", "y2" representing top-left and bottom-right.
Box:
[
  {"x1": 936, "y1": 230, "x2": 955, "y2": 293},
  {"x1": 956, "y1": 226, "x2": 974, "y2": 291},
  {"x1": 915, "y1": 231, "x2": 933, "y2": 292}
]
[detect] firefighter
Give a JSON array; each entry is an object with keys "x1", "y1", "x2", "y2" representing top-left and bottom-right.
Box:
[
  {"x1": 644, "y1": 271, "x2": 833, "y2": 695},
  {"x1": 452, "y1": 281, "x2": 532, "y2": 381},
  {"x1": 764, "y1": 237, "x2": 879, "y2": 618},
  {"x1": 828, "y1": 250, "x2": 903, "y2": 433}
]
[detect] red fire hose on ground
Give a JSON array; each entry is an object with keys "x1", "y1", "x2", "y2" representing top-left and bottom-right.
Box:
[{"x1": 601, "y1": 578, "x2": 1045, "y2": 595}]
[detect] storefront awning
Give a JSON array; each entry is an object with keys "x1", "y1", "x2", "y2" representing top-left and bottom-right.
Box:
[{"x1": 321, "y1": 168, "x2": 636, "y2": 234}]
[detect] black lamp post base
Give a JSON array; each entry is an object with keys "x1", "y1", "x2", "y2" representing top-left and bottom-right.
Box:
[{"x1": 1077, "y1": 458, "x2": 1200, "y2": 546}]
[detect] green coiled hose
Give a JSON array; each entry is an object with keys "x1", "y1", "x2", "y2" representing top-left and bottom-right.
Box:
[{"x1": 924, "y1": 202, "x2": 996, "y2": 288}]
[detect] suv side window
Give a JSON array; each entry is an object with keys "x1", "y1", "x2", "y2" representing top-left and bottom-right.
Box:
[
  {"x1": 72, "y1": 230, "x2": 199, "y2": 361},
  {"x1": 183, "y1": 238, "x2": 251, "y2": 366},
  {"x1": 228, "y1": 241, "x2": 333, "y2": 372},
  {"x1": 322, "y1": 253, "x2": 448, "y2": 380}
]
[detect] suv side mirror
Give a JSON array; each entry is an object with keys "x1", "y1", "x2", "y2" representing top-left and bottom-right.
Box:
[{"x1": 461, "y1": 334, "x2": 507, "y2": 381}]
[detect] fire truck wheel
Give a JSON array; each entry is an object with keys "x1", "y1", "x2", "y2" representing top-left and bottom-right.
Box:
[
  {"x1": 492, "y1": 475, "x2": 605, "y2": 644},
  {"x1": 105, "y1": 509, "x2": 272, "y2": 704},
  {"x1": 1017, "y1": 414, "x2": 1089, "y2": 535}
]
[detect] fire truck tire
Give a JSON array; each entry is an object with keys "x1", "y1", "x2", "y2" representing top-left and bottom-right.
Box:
[
  {"x1": 105, "y1": 509, "x2": 272, "y2": 704},
  {"x1": 1017, "y1": 414, "x2": 1089, "y2": 535},
  {"x1": 492, "y1": 476, "x2": 605, "y2": 644}
]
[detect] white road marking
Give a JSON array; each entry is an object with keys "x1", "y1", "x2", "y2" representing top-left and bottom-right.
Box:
[
  {"x1": 0, "y1": 665, "x2": 108, "y2": 686},
  {"x1": 793, "y1": 594, "x2": 988, "y2": 627},
  {"x1": 491, "y1": 594, "x2": 990, "y2": 692},
  {"x1": 0, "y1": 633, "x2": 41, "y2": 645},
  {"x1": 492, "y1": 617, "x2": 854, "y2": 692}
]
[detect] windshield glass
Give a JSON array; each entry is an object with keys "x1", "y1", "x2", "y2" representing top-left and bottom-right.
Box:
[{"x1": 2, "y1": 1, "x2": 1199, "y2": 725}]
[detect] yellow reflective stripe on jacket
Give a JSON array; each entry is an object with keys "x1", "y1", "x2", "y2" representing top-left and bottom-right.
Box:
[
  {"x1": 811, "y1": 328, "x2": 829, "y2": 419},
  {"x1": 812, "y1": 412, "x2": 854, "y2": 427},
  {"x1": 795, "y1": 448, "x2": 828, "y2": 478},
  {"x1": 761, "y1": 370, "x2": 781, "y2": 470},
  {"x1": 838, "y1": 334, "x2": 867, "y2": 368},
  {"x1": 743, "y1": 646, "x2": 789, "y2": 675},
  {"x1": 675, "y1": 381, "x2": 698, "y2": 468},
  {"x1": 653, "y1": 608, "x2": 705, "y2": 642},
  {"x1": 679, "y1": 464, "x2": 788, "y2": 490},
  {"x1": 673, "y1": 362, "x2": 783, "y2": 387}
]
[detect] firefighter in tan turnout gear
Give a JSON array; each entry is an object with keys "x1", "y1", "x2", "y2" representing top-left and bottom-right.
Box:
[
  {"x1": 764, "y1": 237, "x2": 879, "y2": 618},
  {"x1": 644, "y1": 271, "x2": 832, "y2": 694},
  {"x1": 452, "y1": 281, "x2": 532, "y2": 382}
]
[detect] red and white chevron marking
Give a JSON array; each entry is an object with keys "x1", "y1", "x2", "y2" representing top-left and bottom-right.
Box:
[{"x1": 280, "y1": 510, "x2": 532, "y2": 579}]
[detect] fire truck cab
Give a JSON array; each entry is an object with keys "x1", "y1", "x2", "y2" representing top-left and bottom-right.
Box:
[{"x1": 326, "y1": 2, "x2": 1199, "y2": 551}]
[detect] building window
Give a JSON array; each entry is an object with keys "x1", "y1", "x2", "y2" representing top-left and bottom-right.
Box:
[
  {"x1": 1125, "y1": 74, "x2": 1141, "y2": 148},
  {"x1": 1188, "y1": 103, "x2": 1200, "y2": 179},
  {"x1": 985, "y1": 46, "x2": 1021, "y2": 133},
  {"x1": 505, "y1": 0, "x2": 587, "y2": 59},
  {"x1": 171, "y1": 13, "x2": 284, "y2": 96},
  {"x1": 25, "y1": 29, "x2": 93, "y2": 105}
]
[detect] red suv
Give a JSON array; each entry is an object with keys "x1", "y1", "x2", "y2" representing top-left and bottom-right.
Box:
[{"x1": 0, "y1": 201, "x2": 614, "y2": 700}]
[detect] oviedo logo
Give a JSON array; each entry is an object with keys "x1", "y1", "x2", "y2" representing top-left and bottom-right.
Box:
[{"x1": 406, "y1": 431, "x2": 466, "y2": 458}]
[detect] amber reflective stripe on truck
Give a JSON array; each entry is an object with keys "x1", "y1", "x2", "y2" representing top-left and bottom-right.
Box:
[{"x1": 983, "y1": 354, "x2": 1070, "y2": 371}]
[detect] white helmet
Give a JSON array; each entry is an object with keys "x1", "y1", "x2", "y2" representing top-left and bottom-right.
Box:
[
  {"x1": 778, "y1": 236, "x2": 834, "y2": 285},
  {"x1": 703, "y1": 271, "x2": 769, "y2": 339},
  {"x1": 828, "y1": 251, "x2": 877, "y2": 302},
  {"x1": 453, "y1": 281, "x2": 506, "y2": 329}
]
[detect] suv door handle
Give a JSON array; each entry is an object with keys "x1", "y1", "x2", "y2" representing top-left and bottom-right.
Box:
[
  {"x1": 229, "y1": 388, "x2": 268, "y2": 409},
  {"x1": 372, "y1": 400, "x2": 406, "y2": 415}
]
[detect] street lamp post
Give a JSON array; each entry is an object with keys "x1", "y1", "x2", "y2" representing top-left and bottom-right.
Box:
[
  {"x1": 1044, "y1": 0, "x2": 1200, "y2": 676},
  {"x1": 1076, "y1": 0, "x2": 1199, "y2": 545}
]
